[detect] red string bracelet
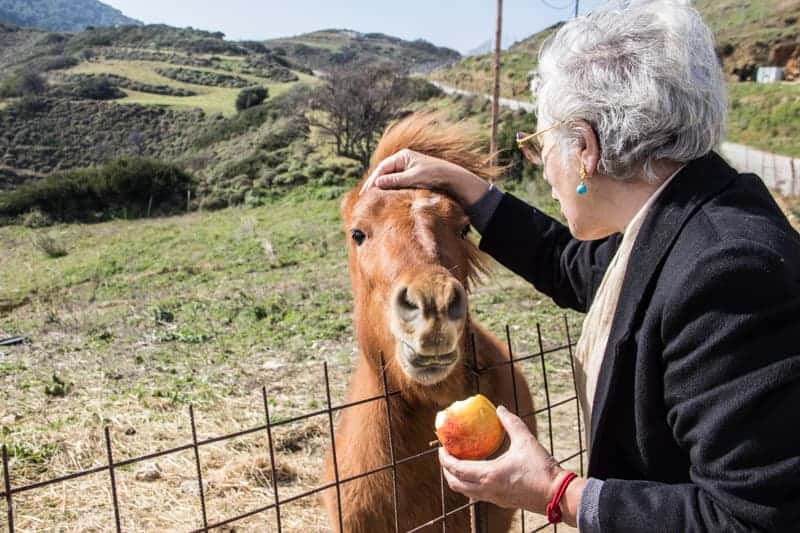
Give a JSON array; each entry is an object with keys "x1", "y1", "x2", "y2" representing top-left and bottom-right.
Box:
[{"x1": 545, "y1": 472, "x2": 578, "y2": 524}]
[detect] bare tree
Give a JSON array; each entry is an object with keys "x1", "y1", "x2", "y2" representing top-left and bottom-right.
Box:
[{"x1": 309, "y1": 64, "x2": 413, "y2": 171}]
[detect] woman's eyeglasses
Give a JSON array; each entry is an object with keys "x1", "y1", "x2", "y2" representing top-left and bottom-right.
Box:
[{"x1": 516, "y1": 123, "x2": 561, "y2": 165}]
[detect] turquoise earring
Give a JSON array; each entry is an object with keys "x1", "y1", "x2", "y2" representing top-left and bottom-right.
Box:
[{"x1": 577, "y1": 161, "x2": 588, "y2": 195}]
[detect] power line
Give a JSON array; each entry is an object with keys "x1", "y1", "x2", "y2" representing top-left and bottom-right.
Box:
[
  {"x1": 540, "y1": 0, "x2": 580, "y2": 17},
  {"x1": 540, "y1": 0, "x2": 573, "y2": 10}
]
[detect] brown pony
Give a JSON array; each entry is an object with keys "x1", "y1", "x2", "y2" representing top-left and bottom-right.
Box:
[{"x1": 322, "y1": 113, "x2": 536, "y2": 532}]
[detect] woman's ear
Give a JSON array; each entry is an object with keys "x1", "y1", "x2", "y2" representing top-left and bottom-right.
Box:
[{"x1": 574, "y1": 120, "x2": 600, "y2": 177}]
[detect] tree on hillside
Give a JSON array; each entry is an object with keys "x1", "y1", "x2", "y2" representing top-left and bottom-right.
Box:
[
  {"x1": 236, "y1": 86, "x2": 269, "y2": 111},
  {"x1": 0, "y1": 69, "x2": 47, "y2": 98},
  {"x1": 308, "y1": 64, "x2": 414, "y2": 171}
]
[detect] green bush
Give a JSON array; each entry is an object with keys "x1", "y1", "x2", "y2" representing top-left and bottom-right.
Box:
[
  {"x1": 72, "y1": 77, "x2": 125, "y2": 100},
  {"x1": 8, "y1": 95, "x2": 50, "y2": 116},
  {"x1": 0, "y1": 158, "x2": 194, "y2": 224},
  {"x1": 193, "y1": 103, "x2": 272, "y2": 148},
  {"x1": 0, "y1": 70, "x2": 47, "y2": 98},
  {"x1": 401, "y1": 77, "x2": 444, "y2": 102},
  {"x1": 32, "y1": 233, "x2": 68, "y2": 258},
  {"x1": 497, "y1": 110, "x2": 541, "y2": 182},
  {"x1": 29, "y1": 55, "x2": 79, "y2": 72},
  {"x1": 236, "y1": 86, "x2": 269, "y2": 112}
]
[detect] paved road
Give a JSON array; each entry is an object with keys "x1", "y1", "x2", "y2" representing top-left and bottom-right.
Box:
[
  {"x1": 431, "y1": 82, "x2": 799, "y2": 196},
  {"x1": 430, "y1": 81, "x2": 536, "y2": 112}
]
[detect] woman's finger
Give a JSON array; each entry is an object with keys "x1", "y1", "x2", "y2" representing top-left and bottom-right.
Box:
[
  {"x1": 359, "y1": 151, "x2": 409, "y2": 195},
  {"x1": 374, "y1": 168, "x2": 423, "y2": 190},
  {"x1": 441, "y1": 467, "x2": 485, "y2": 499},
  {"x1": 438, "y1": 448, "x2": 489, "y2": 484},
  {"x1": 496, "y1": 405, "x2": 533, "y2": 440}
]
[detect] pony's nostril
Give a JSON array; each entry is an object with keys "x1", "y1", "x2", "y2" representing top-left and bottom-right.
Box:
[
  {"x1": 396, "y1": 287, "x2": 419, "y2": 315},
  {"x1": 447, "y1": 283, "x2": 467, "y2": 320}
]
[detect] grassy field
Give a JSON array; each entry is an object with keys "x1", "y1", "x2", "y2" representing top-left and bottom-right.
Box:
[
  {"x1": 727, "y1": 82, "x2": 800, "y2": 158},
  {"x1": 1, "y1": 165, "x2": 797, "y2": 531},
  {"x1": 0, "y1": 179, "x2": 585, "y2": 531},
  {"x1": 60, "y1": 59, "x2": 317, "y2": 117}
]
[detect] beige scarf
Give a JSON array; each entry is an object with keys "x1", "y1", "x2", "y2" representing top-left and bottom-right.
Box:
[{"x1": 573, "y1": 169, "x2": 681, "y2": 451}]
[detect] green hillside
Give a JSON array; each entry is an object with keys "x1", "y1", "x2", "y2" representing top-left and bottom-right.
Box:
[
  {"x1": 432, "y1": 0, "x2": 800, "y2": 98},
  {"x1": 265, "y1": 29, "x2": 461, "y2": 73},
  {"x1": 728, "y1": 81, "x2": 800, "y2": 158},
  {"x1": 0, "y1": 0, "x2": 141, "y2": 32},
  {"x1": 429, "y1": 22, "x2": 561, "y2": 99},
  {"x1": 700, "y1": 0, "x2": 800, "y2": 72},
  {"x1": 0, "y1": 18, "x2": 475, "y2": 227}
]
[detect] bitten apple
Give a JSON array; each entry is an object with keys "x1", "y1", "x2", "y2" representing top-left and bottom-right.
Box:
[{"x1": 434, "y1": 394, "x2": 505, "y2": 460}]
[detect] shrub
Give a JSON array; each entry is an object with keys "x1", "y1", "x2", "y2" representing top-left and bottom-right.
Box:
[
  {"x1": 0, "y1": 158, "x2": 194, "y2": 223},
  {"x1": 21, "y1": 208, "x2": 53, "y2": 228},
  {"x1": 497, "y1": 110, "x2": 540, "y2": 181},
  {"x1": 236, "y1": 86, "x2": 269, "y2": 112},
  {"x1": 38, "y1": 33, "x2": 67, "y2": 46},
  {"x1": 400, "y1": 77, "x2": 444, "y2": 102},
  {"x1": 192, "y1": 103, "x2": 272, "y2": 148},
  {"x1": 9, "y1": 95, "x2": 50, "y2": 116},
  {"x1": 0, "y1": 70, "x2": 47, "y2": 98},
  {"x1": 72, "y1": 77, "x2": 125, "y2": 100},
  {"x1": 32, "y1": 233, "x2": 68, "y2": 258},
  {"x1": 30, "y1": 55, "x2": 79, "y2": 72}
]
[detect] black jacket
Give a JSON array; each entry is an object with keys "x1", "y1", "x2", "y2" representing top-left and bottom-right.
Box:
[{"x1": 479, "y1": 152, "x2": 800, "y2": 532}]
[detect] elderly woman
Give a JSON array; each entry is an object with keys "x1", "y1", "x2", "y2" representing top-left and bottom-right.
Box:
[{"x1": 361, "y1": 0, "x2": 800, "y2": 531}]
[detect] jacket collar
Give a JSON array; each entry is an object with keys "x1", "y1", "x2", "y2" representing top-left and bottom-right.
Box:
[{"x1": 587, "y1": 151, "x2": 740, "y2": 470}]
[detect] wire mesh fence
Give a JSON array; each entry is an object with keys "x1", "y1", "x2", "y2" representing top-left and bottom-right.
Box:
[{"x1": 1, "y1": 316, "x2": 585, "y2": 533}]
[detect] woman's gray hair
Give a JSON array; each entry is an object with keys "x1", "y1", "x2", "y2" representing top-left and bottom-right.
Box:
[{"x1": 537, "y1": 0, "x2": 726, "y2": 181}]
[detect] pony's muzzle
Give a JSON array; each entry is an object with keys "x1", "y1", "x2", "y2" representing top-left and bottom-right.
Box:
[{"x1": 389, "y1": 273, "x2": 467, "y2": 381}]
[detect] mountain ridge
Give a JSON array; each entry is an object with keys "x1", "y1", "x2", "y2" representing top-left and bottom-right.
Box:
[{"x1": 0, "y1": 0, "x2": 141, "y2": 32}]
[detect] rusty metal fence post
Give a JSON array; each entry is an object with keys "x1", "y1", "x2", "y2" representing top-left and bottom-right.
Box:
[{"x1": 2, "y1": 444, "x2": 13, "y2": 533}]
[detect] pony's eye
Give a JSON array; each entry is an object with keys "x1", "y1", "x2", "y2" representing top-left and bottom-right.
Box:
[
  {"x1": 351, "y1": 229, "x2": 366, "y2": 246},
  {"x1": 460, "y1": 225, "x2": 471, "y2": 239}
]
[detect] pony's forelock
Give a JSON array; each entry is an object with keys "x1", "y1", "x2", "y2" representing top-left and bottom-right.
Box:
[
  {"x1": 361, "y1": 112, "x2": 504, "y2": 185},
  {"x1": 354, "y1": 112, "x2": 498, "y2": 287}
]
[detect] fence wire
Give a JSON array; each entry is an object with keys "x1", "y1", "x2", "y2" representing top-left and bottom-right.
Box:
[{"x1": 1, "y1": 315, "x2": 585, "y2": 533}]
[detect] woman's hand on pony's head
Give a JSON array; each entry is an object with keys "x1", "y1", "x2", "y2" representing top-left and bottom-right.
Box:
[{"x1": 360, "y1": 148, "x2": 490, "y2": 207}]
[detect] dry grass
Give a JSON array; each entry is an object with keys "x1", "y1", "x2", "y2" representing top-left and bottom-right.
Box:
[
  {"x1": 775, "y1": 193, "x2": 800, "y2": 231},
  {"x1": 1, "y1": 361, "x2": 349, "y2": 532},
  {"x1": 0, "y1": 192, "x2": 585, "y2": 532},
  {"x1": 0, "y1": 349, "x2": 582, "y2": 532}
]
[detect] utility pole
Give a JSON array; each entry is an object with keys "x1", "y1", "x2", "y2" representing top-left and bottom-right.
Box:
[
  {"x1": 574, "y1": 0, "x2": 579, "y2": 18},
  {"x1": 489, "y1": 0, "x2": 503, "y2": 171}
]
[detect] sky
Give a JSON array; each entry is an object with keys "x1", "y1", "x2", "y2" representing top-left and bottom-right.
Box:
[{"x1": 102, "y1": 0, "x2": 609, "y2": 55}]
